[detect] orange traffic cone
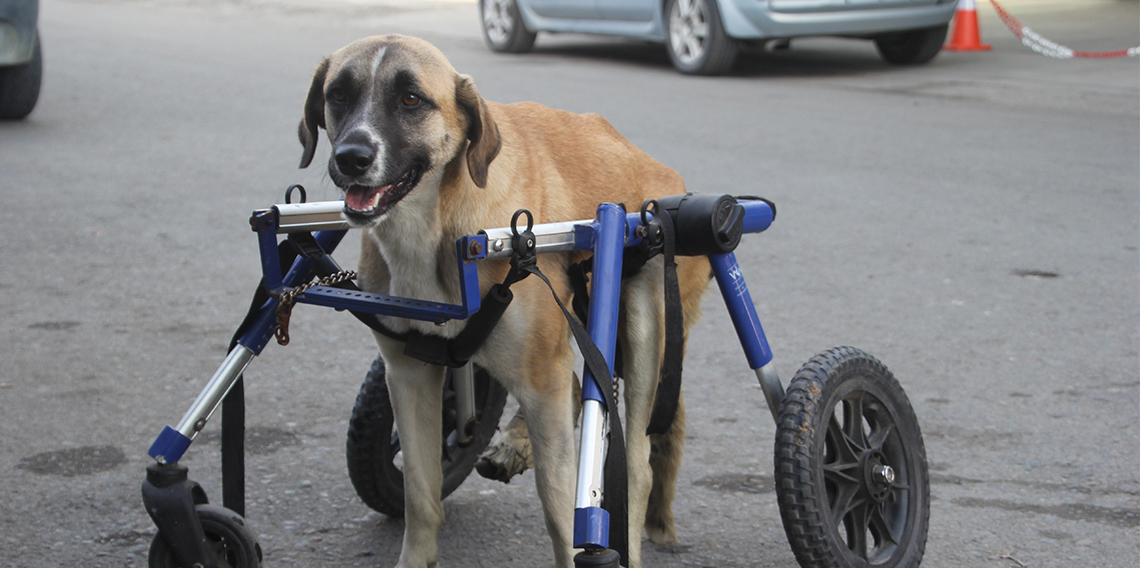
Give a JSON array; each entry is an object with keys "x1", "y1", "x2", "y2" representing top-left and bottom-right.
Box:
[{"x1": 944, "y1": 0, "x2": 992, "y2": 51}]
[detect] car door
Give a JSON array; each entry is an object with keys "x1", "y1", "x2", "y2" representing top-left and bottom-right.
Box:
[
  {"x1": 526, "y1": 0, "x2": 598, "y2": 19},
  {"x1": 596, "y1": 0, "x2": 655, "y2": 21}
]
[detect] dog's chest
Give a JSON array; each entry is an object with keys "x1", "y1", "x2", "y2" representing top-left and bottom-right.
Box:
[{"x1": 367, "y1": 224, "x2": 465, "y2": 337}]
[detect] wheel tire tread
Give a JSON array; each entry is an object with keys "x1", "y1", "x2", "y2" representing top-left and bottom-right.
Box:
[
  {"x1": 148, "y1": 504, "x2": 263, "y2": 568},
  {"x1": 875, "y1": 24, "x2": 948, "y2": 65},
  {"x1": 0, "y1": 34, "x2": 42, "y2": 120},
  {"x1": 774, "y1": 347, "x2": 929, "y2": 568}
]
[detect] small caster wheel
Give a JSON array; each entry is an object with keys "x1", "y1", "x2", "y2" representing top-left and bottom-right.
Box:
[
  {"x1": 775, "y1": 347, "x2": 930, "y2": 568},
  {"x1": 574, "y1": 547, "x2": 621, "y2": 568},
  {"x1": 148, "y1": 504, "x2": 263, "y2": 568}
]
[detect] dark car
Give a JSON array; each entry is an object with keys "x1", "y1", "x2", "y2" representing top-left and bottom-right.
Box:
[{"x1": 0, "y1": 0, "x2": 41, "y2": 119}]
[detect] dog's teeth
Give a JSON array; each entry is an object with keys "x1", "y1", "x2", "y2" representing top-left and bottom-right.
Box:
[{"x1": 369, "y1": 190, "x2": 382, "y2": 210}]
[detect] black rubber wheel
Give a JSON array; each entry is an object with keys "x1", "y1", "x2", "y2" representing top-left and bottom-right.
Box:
[
  {"x1": 148, "y1": 504, "x2": 263, "y2": 568},
  {"x1": 0, "y1": 34, "x2": 42, "y2": 120},
  {"x1": 775, "y1": 347, "x2": 929, "y2": 568},
  {"x1": 480, "y1": 0, "x2": 537, "y2": 54},
  {"x1": 874, "y1": 24, "x2": 948, "y2": 65},
  {"x1": 665, "y1": 0, "x2": 738, "y2": 75},
  {"x1": 346, "y1": 355, "x2": 508, "y2": 517}
]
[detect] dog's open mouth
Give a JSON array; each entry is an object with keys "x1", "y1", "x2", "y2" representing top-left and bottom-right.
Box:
[{"x1": 343, "y1": 165, "x2": 423, "y2": 220}]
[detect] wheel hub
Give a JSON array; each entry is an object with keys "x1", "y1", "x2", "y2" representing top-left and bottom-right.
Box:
[
  {"x1": 669, "y1": 0, "x2": 707, "y2": 64},
  {"x1": 484, "y1": 0, "x2": 511, "y2": 43},
  {"x1": 862, "y1": 449, "x2": 894, "y2": 503}
]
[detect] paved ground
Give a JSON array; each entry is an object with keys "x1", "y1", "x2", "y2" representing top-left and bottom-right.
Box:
[{"x1": 0, "y1": 0, "x2": 1136, "y2": 567}]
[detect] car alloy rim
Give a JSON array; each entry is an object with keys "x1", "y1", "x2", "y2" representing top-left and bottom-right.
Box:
[
  {"x1": 484, "y1": 0, "x2": 514, "y2": 44},
  {"x1": 670, "y1": 0, "x2": 710, "y2": 65}
]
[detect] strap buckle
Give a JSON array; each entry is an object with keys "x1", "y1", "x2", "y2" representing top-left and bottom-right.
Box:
[{"x1": 505, "y1": 209, "x2": 537, "y2": 285}]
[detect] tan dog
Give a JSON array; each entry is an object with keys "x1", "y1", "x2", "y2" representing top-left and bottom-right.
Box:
[{"x1": 299, "y1": 35, "x2": 710, "y2": 568}]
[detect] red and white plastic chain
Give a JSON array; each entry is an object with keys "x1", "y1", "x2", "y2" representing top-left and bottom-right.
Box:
[{"x1": 989, "y1": 0, "x2": 1139, "y2": 59}]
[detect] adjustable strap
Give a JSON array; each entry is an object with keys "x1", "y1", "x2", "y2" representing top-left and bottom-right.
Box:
[{"x1": 642, "y1": 201, "x2": 684, "y2": 437}]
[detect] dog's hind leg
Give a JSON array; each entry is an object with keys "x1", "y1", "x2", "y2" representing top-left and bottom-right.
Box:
[
  {"x1": 618, "y1": 262, "x2": 669, "y2": 568},
  {"x1": 645, "y1": 255, "x2": 707, "y2": 549},
  {"x1": 381, "y1": 350, "x2": 447, "y2": 568},
  {"x1": 645, "y1": 393, "x2": 684, "y2": 547}
]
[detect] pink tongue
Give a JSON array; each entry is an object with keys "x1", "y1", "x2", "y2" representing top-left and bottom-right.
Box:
[{"x1": 345, "y1": 186, "x2": 385, "y2": 211}]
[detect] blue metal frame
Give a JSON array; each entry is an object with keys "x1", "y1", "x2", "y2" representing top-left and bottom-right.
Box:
[
  {"x1": 147, "y1": 196, "x2": 778, "y2": 566},
  {"x1": 710, "y1": 252, "x2": 773, "y2": 370},
  {"x1": 251, "y1": 208, "x2": 486, "y2": 328}
]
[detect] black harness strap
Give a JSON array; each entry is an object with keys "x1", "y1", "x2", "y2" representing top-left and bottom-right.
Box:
[
  {"x1": 643, "y1": 202, "x2": 685, "y2": 437},
  {"x1": 294, "y1": 231, "x2": 509, "y2": 367}
]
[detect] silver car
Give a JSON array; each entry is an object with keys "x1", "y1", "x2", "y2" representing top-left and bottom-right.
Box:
[
  {"x1": 480, "y1": 0, "x2": 958, "y2": 74},
  {"x1": 0, "y1": 0, "x2": 40, "y2": 118}
]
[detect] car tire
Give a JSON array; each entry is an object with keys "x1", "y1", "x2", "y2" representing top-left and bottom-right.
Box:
[
  {"x1": 480, "y1": 0, "x2": 537, "y2": 54},
  {"x1": 665, "y1": 0, "x2": 738, "y2": 75},
  {"x1": 0, "y1": 33, "x2": 42, "y2": 120},
  {"x1": 874, "y1": 24, "x2": 948, "y2": 65}
]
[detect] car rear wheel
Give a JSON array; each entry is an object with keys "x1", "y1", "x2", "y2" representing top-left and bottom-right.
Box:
[
  {"x1": 665, "y1": 0, "x2": 738, "y2": 75},
  {"x1": 480, "y1": 0, "x2": 537, "y2": 54},
  {"x1": 874, "y1": 24, "x2": 948, "y2": 65},
  {"x1": 0, "y1": 34, "x2": 42, "y2": 120}
]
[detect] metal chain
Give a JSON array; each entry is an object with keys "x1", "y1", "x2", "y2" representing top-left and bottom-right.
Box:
[
  {"x1": 274, "y1": 270, "x2": 357, "y2": 346},
  {"x1": 989, "y1": 0, "x2": 1139, "y2": 59}
]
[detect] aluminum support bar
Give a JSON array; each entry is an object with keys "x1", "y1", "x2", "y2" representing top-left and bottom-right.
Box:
[
  {"x1": 574, "y1": 399, "x2": 608, "y2": 510},
  {"x1": 481, "y1": 221, "x2": 583, "y2": 260},
  {"x1": 174, "y1": 346, "x2": 256, "y2": 439},
  {"x1": 270, "y1": 201, "x2": 350, "y2": 233},
  {"x1": 755, "y1": 362, "x2": 785, "y2": 423},
  {"x1": 572, "y1": 203, "x2": 626, "y2": 551}
]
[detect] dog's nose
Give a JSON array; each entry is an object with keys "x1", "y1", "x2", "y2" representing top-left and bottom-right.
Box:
[{"x1": 334, "y1": 144, "x2": 375, "y2": 177}]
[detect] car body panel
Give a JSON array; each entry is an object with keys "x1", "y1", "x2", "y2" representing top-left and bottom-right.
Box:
[
  {"x1": 725, "y1": 0, "x2": 956, "y2": 39},
  {"x1": 516, "y1": 0, "x2": 956, "y2": 43},
  {"x1": 0, "y1": 0, "x2": 37, "y2": 66},
  {"x1": 518, "y1": 1, "x2": 665, "y2": 41}
]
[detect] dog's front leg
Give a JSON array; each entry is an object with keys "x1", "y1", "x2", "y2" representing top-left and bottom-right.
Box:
[
  {"x1": 384, "y1": 353, "x2": 447, "y2": 568},
  {"x1": 515, "y1": 375, "x2": 579, "y2": 568}
]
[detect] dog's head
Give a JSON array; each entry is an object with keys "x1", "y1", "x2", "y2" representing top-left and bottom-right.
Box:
[{"x1": 298, "y1": 35, "x2": 500, "y2": 226}]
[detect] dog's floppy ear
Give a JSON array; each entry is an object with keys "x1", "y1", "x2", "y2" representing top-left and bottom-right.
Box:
[
  {"x1": 298, "y1": 58, "x2": 330, "y2": 169},
  {"x1": 455, "y1": 74, "x2": 501, "y2": 188}
]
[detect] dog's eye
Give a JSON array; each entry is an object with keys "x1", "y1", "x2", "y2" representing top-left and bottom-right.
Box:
[
  {"x1": 402, "y1": 93, "x2": 422, "y2": 107},
  {"x1": 329, "y1": 88, "x2": 347, "y2": 104}
]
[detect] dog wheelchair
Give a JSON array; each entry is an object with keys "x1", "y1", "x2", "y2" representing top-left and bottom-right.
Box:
[{"x1": 141, "y1": 189, "x2": 930, "y2": 568}]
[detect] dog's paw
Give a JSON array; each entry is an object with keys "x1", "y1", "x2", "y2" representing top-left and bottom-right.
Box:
[
  {"x1": 650, "y1": 540, "x2": 691, "y2": 554},
  {"x1": 645, "y1": 523, "x2": 679, "y2": 549},
  {"x1": 475, "y1": 438, "x2": 531, "y2": 483},
  {"x1": 475, "y1": 415, "x2": 533, "y2": 483}
]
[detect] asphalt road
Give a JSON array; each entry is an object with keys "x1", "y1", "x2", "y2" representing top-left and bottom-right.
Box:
[{"x1": 1, "y1": 0, "x2": 1137, "y2": 567}]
